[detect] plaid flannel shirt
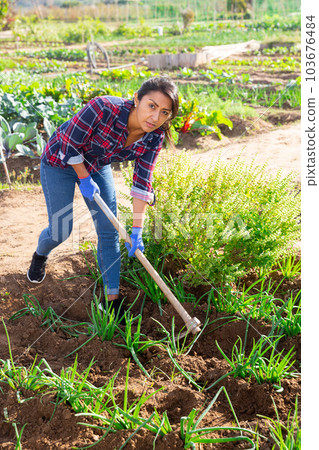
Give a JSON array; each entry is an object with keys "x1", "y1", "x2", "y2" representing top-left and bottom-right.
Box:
[{"x1": 41, "y1": 96, "x2": 165, "y2": 204}]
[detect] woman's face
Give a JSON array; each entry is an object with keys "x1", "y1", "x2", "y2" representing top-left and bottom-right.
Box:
[{"x1": 134, "y1": 90, "x2": 172, "y2": 133}]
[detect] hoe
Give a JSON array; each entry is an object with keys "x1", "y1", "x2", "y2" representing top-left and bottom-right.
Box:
[{"x1": 94, "y1": 193, "x2": 201, "y2": 336}]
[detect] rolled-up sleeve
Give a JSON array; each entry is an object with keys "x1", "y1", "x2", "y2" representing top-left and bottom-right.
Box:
[{"x1": 131, "y1": 146, "x2": 161, "y2": 204}]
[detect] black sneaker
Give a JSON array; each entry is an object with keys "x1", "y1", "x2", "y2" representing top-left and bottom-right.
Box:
[
  {"x1": 27, "y1": 252, "x2": 48, "y2": 283},
  {"x1": 99, "y1": 296, "x2": 126, "y2": 323}
]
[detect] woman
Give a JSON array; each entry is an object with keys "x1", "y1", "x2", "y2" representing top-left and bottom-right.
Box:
[{"x1": 27, "y1": 76, "x2": 179, "y2": 318}]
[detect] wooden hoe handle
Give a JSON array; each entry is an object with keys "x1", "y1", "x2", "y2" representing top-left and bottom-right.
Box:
[{"x1": 94, "y1": 193, "x2": 201, "y2": 335}]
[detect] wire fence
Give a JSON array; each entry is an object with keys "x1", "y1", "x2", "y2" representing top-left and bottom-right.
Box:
[{"x1": 16, "y1": 0, "x2": 301, "y2": 24}]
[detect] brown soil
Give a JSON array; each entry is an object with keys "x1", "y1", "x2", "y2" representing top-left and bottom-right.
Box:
[
  {"x1": 0, "y1": 118, "x2": 301, "y2": 448},
  {"x1": 0, "y1": 242, "x2": 301, "y2": 449}
]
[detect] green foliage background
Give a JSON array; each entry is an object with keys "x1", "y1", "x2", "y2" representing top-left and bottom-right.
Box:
[{"x1": 121, "y1": 151, "x2": 301, "y2": 286}]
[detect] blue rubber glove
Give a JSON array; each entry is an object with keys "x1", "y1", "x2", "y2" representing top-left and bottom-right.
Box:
[
  {"x1": 79, "y1": 175, "x2": 100, "y2": 201},
  {"x1": 125, "y1": 227, "x2": 144, "y2": 257}
]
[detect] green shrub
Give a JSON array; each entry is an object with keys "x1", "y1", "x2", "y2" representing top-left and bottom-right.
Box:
[
  {"x1": 123, "y1": 152, "x2": 301, "y2": 286},
  {"x1": 61, "y1": 18, "x2": 109, "y2": 44},
  {"x1": 113, "y1": 24, "x2": 139, "y2": 39},
  {"x1": 0, "y1": 57, "x2": 18, "y2": 71},
  {"x1": 181, "y1": 8, "x2": 195, "y2": 31}
]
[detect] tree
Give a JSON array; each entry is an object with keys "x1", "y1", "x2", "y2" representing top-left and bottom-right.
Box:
[
  {"x1": 0, "y1": 0, "x2": 9, "y2": 21},
  {"x1": 181, "y1": 7, "x2": 194, "y2": 31}
]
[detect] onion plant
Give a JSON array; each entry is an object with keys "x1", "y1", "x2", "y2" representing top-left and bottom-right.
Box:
[
  {"x1": 39, "y1": 357, "x2": 117, "y2": 416},
  {"x1": 109, "y1": 359, "x2": 164, "y2": 427},
  {"x1": 166, "y1": 347, "x2": 203, "y2": 391},
  {"x1": 88, "y1": 295, "x2": 124, "y2": 341},
  {"x1": 152, "y1": 316, "x2": 208, "y2": 356},
  {"x1": 10, "y1": 293, "x2": 44, "y2": 320},
  {"x1": 210, "y1": 334, "x2": 298, "y2": 389},
  {"x1": 258, "y1": 396, "x2": 300, "y2": 449},
  {"x1": 65, "y1": 296, "x2": 128, "y2": 358},
  {"x1": 210, "y1": 272, "x2": 294, "y2": 325},
  {"x1": 76, "y1": 361, "x2": 168, "y2": 448},
  {"x1": 271, "y1": 290, "x2": 301, "y2": 337},
  {"x1": 0, "y1": 323, "x2": 119, "y2": 417},
  {"x1": 277, "y1": 253, "x2": 301, "y2": 279},
  {"x1": 164, "y1": 273, "x2": 197, "y2": 304},
  {"x1": 80, "y1": 240, "x2": 103, "y2": 286},
  {"x1": 180, "y1": 386, "x2": 262, "y2": 448},
  {"x1": 122, "y1": 265, "x2": 165, "y2": 311},
  {"x1": 10, "y1": 294, "x2": 89, "y2": 338},
  {"x1": 3, "y1": 407, "x2": 27, "y2": 450},
  {"x1": 0, "y1": 349, "x2": 118, "y2": 419},
  {"x1": 115, "y1": 314, "x2": 165, "y2": 378}
]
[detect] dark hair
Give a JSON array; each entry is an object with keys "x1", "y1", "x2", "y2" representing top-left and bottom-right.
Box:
[{"x1": 136, "y1": 76, "x2": 179, "y2": 147}]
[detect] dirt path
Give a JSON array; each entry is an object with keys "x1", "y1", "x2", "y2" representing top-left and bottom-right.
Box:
[
  {"x1": 190, "y1": 122, "x2": 301, "y2": 182},
  {"x1": 0, "y1": 171, "x2": 130, "y2": 278}
]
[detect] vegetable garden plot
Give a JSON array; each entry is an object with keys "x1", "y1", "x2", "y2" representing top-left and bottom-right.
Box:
[
  {"x1": 0, "y1": 176, "x2": 301, "y2": 448},
  {"x1": 0, "y1": 20, "x2": 301, "y2": 446},
  {"x1": 0, "y1": 256, "x2": 300, "y2": 449}
]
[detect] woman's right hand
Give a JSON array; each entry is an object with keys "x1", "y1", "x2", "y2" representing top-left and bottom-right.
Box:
[{"x1": 79, "y1": 175, "x2": 100, "y2": 201}]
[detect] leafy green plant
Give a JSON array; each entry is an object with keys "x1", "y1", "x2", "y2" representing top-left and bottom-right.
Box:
[
  {"x1": 17, "y1": 48, "x2": 87, "y2": 61},
  {"x1": 172, "y1": 97, "x2": 232, "y2": 138},
  {"x1": 138, "y1": 151, "x2": 301, "y2": 286},
  {"x1": 61, "y1": 18, "x2": 110, "y2": 43},
  {"x1": 20, "y1": 58, "x2": 66, "y2": 74},
  {"x1": 0, "y1": 115, "x2": 44, "y2": 158},
  {"x1": 0, "y1": 57, "x2": 18, "y2": 71},
  {"x1": 100, "y1": 66, "x2": 155, "y2": 82},
  {"x1": 199, "y1": 67, "x2": 238, "y2": 84}
]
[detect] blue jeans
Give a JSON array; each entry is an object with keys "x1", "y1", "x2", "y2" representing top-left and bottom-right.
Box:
[{"x1": 37, "y1": 160, "x2": 120, "y2": 295}]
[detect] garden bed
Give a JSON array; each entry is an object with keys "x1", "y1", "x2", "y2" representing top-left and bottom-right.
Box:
[{"x1": 0, "y1": 242, "x2": 300, "y2": 449}]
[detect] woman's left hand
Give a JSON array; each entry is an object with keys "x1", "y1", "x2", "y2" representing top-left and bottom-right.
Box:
[{"x1": 125, "y1": 227, "x2": 144, "y2": 257}]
